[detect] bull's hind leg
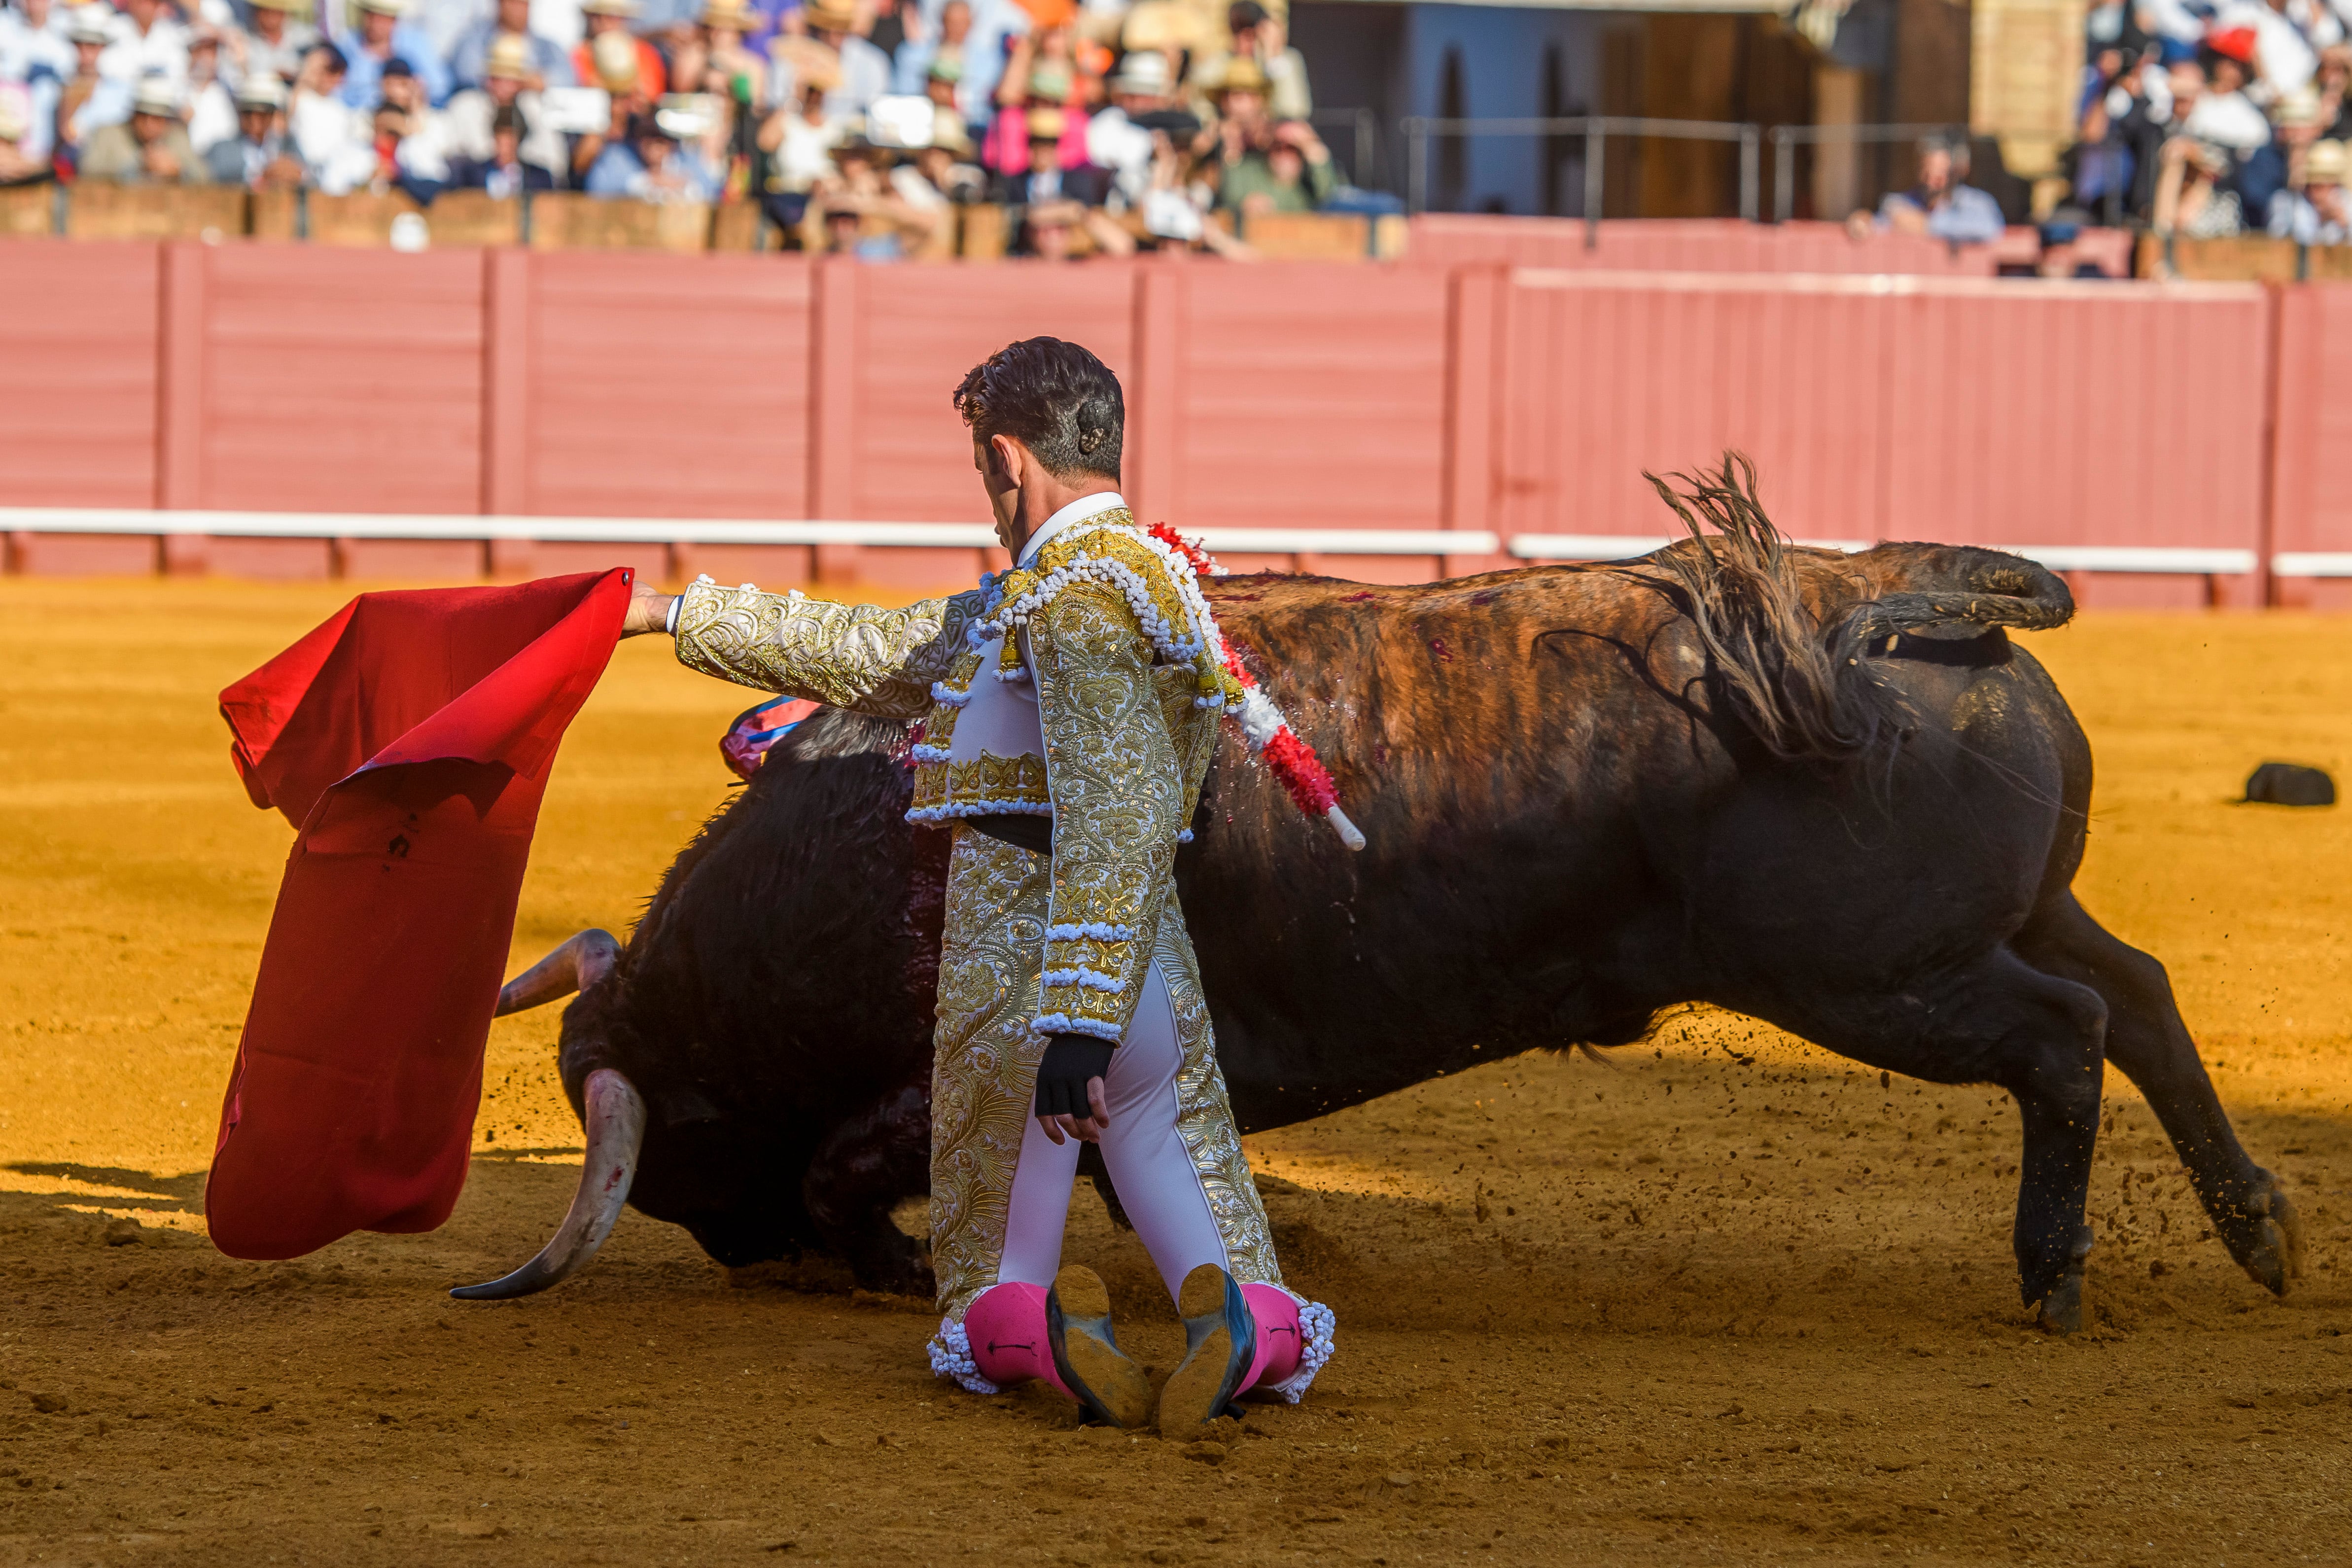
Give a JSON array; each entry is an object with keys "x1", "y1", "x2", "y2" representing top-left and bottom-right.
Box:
[
  {"x1": 1760, "y1": 950, "x2": 2110, "y2": 1331},
  {"x1": 2015, "y1": 893, "x2": 2304, "y2": 1296},
  {"x1": 804, "y1": 1080, "x2": 935, "y2": 1298}
]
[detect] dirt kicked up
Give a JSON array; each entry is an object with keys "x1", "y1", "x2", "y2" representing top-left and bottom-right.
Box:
[{"x1": 1, "y1": 577, "x2": 2349, "y2": 1568}]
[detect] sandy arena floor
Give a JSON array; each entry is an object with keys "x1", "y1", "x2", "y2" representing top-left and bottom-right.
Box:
[{"x1": 1, "y1": 577, "x2": 2349, "y2": 1567}]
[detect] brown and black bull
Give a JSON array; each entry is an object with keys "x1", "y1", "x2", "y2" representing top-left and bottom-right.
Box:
[{"x1": 471, "y1": 463, "x2": 2303, "y2": 1334}]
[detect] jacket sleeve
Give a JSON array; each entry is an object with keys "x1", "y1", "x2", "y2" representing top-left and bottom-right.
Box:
[
  {"x1": 672, "y1": 577, "x2": 983, "y2": 721},
  {"x1": 1026, "y1": 580, "x2": 1182, "y2": 1043}
]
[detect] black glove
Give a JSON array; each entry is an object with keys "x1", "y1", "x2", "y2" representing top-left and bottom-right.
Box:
[{"x1": 1034, "y1": 1034, "x2": 1115, "y2": 1119}]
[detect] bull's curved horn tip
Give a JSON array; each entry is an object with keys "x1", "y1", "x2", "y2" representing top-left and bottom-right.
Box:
[{"x1": 449, "y1": 1067, "x2": 645, "y2": 1301}]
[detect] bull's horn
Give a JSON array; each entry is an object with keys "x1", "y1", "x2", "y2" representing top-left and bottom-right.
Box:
[
  {"x1": 449, "y1": 1068, "x2": 645, "y2": 1301},
  {"x1": 494, "y1": 929, "x2": 619, "y2": 1016}
]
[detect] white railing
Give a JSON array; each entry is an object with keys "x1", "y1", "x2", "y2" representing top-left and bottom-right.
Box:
[{"x1": 0, "y1": 508, "x2": 2275, "y2": 575}]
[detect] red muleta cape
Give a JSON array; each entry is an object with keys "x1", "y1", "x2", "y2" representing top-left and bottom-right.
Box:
[{"x1": 208, "y1": 570, "x2": 631, "y2": 1260}]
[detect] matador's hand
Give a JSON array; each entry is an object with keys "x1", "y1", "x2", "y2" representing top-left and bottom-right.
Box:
[
  {"x1": 1036, "y1": 1035, "x2": 1113, "y2": 1145},
  {"x1": 622, "y1": 580, "x2": 676, "y2": 638}
]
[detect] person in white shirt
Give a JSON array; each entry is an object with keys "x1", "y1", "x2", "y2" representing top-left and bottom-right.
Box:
[
  {"x1": 2269, "y1": 134, "x2": 2352, "y2": 237},
  {"x1": 441, "y1": 30, "x2": 569, "y2": 184},
  {"x1": 184, "y1": 27, "x2": 236, "y2": 152},
  {"x1": 2185, "y1": 40, "x2": 2277, "y2": 148},
  {"x1": 101, "y1": 0, "x2": 189, "y2": 89},
  {"x1": 0, "y1": 0, "x2": 78, "y2": 163},
  {"x1": 240, "y1": 0, "x2": 321, "y2": 87}
]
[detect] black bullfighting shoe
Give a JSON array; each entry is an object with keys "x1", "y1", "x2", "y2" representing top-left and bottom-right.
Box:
[
  {"x1": 1156, "y1": 1263, "x2": 1258, "y2": 1432},
  {"x1": 1046, "y1": 1264, "x2": 1153, "y2": 1429}
]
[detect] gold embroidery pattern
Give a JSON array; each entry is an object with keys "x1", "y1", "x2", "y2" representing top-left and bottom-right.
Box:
[
  {"x1": 1029, "y1": 579, "x2": 1184, "y2": 1039},
  {"x1": 909, "y1": 751, "x2": 1052, "y2": 816},
  {"x1": 675, "y1": 580, "x2": 985, "y2": 720},
  {"x1": 927, "y1": 826, "x2": 1053, "y2": 1319},
  {"x1": 1158, "y1": 891, "x2": 1283, "y2": 1288}
]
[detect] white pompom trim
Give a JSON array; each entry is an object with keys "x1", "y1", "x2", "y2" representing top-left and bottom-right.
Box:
[
  {"x1": 1042, "y1": 967, "x2": 1122, "y2": 992},
  {"x1": 1265, "y1": 1297, "x2": 1335, "y2": 1404},
  {"x1": 1045, "y1": 922, "x2": 1135, "y2": 943},
  {"x1": 926, "y1": 1318, "x2": 1000, "y2": 1395},
  {"x1": 1030, "y1": 1013, "x2": 1123, "y2": 1041}
]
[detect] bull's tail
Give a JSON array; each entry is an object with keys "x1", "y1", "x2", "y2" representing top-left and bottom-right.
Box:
[{"x1": 1645, "y1": 453, "x2": 2072, "y2": 766}]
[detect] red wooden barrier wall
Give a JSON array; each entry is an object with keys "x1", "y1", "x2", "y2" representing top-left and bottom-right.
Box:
[
  {"x1": 2271, "y1": 283, "x2": 2352, "y2": 608},
  {"x1": 0, "y1": 242, "x2": 160, "y2": 574},
  {"x1": 1408, "y1": 216, "x2": 2002, "y2": 277},
  {"x1": 1478, "y1": 270, "x2": 2275, "y2": 607},
  {"x1": 0, "y1": 236, "x2": 2342, "y2": 606}
]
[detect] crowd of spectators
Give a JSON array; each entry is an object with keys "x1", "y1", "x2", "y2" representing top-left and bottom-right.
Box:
[
  {"x1": 2061, "y1": 0, "x2": 2352, "y2": 243},
  {"x1": 0, "y1": 0, "x2": 1387, "y2": 255}
]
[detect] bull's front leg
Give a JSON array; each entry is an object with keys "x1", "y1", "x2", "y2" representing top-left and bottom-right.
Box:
[{"x1": 803, "y1": 1078, "x2": 936, "y2": 1299}]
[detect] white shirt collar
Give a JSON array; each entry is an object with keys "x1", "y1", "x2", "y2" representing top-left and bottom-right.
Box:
[{"x1": 1016, "y1": 490, "x2": 1127, "y2": 569}]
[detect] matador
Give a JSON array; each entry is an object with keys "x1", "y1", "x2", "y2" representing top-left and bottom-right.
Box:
[{"x1": 620, "y1": 337, "x2": 1334, "y2": 1429}]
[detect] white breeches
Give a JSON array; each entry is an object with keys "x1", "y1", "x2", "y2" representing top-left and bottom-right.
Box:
[{"x1": 996, "y1": 952, "x2": 1233, "y2": 1303}]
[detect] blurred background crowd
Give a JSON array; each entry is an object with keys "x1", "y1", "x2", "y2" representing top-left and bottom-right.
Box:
[
  {"x1": 0, "y1": 0, "x2": 1395, "y2": 254},
  {"x1": 2055, "y1": 0, "x2": 2352, "y2": 243}
]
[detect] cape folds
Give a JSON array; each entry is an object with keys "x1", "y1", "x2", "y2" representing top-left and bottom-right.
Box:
[{"x1": 209, "y1": 571, "x2": 630, "y2": 1260}]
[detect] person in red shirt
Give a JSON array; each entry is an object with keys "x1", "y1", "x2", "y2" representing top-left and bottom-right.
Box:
[{"x1": 572, "y1": 0, "x2": 666, "y2": 100}]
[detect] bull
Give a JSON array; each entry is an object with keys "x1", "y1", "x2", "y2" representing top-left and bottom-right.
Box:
[{"x1": 470, "y1": 464, "x2": 2303, "y2": 1333}]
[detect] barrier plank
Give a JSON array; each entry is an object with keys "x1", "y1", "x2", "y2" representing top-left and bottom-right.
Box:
[
  {"x1": 1495, "y1": 270, "x2": 1890, "y2": 543},
  {"x1": 65, "y1": 183, "x2": 246, "y2": 241},
  {"x1": 2271, "y1": 283, "x2": 2352, "y2": 603},
  {"x1": 1240, "y1": 212, "x2": 1369, "y2": 261},
  {"x1": 1409, "y1": 215, "x2": 2000, "y2": 276},
  {"x1": 824, "y1": 256, "x2": 1135, "y2": 524},
  {"x1": 519, "y1": 251, "x2": 814, "y2": 520},
  {"x1": 0, "y1": 240, "x2": 160, "y2": 506},
  {"x1": 528, "y1": 193, "x2": 711, "y2": 252},
  {"x1": 0, "y1": 183, "x2": 54, "y2": 236},
  {"x1": 1165, "y1": 263, "x2": 1450, "y2": 533},
  {"x1": 1884, "y1": 280, "x2": 2267, "y2": 574},
  {"x1": 2160, "y1": 234, "x2": 2300, "y2": 282},
  {"x1": 191, "y1": 243, "x2": 486, "y2": 513}
]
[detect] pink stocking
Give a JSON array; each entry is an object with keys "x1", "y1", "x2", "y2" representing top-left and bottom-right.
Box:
[
  {"x1": 1237, "y1": 1283, "x2": 1304, "y2": 1394},
  {"x1": 964, "y1": 1282, "x2": 1073, "y2": 1398}
]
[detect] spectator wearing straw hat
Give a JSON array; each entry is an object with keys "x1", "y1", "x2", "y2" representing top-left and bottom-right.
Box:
[
  {"x1": 754, "y1": 60, "x2": 838, "y2": 230},
  {"x1": 55, "y1": 5, "x2": 126, "y2": 155},
  {"x1": 803, "y1": 0, "x2": 891, "y2": 118},
  {"x1": 241, "y1": 0, "x2": 321, "y2": 87},
  {"x1": 182, "y1": 26, "x2": 235, "y2": 154},
  {"x1": 451, "y1": 0, "x2": 575, "y2": 94},
  {"x1": 204, "y1": 69, "x2": 303, "y2": 187},
  {"x1": 2269, "y1": 136, "x2": 2351, "y2": 241},
  {"x1": 669, "y1": 0, "x2": 761, "y2": 108},
  {"x1": 1086, "y1": 47, "x2": 1178, "y2": 208},
  {"x1": 334, "y1": 0, "x2": 452, "y2": 108},
  {"x1": 444, "y1": 30, "x2": 567, "y2": 183},
  {"x1": 573, "y1": 0, "x2": 663, "y2": 98},
  {"x1": 1188, "y1": 2, "x2": 1307, "y2": 122},
  {"x1": 78, "y1": 75, "x2": 208, "y2": 180}
]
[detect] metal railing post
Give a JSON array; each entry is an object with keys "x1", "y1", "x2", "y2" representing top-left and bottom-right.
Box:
[
  {"x1": 1772, "y1": 129, "x2": 1795, "y2": 223},
  {"x1": 1355, "y1": 109, "x2": 1375, "y2": 189},
  {"x1": 1583, "y1": 123, "x2": 1603, "y2": 248},
  {"x1": 1405, "y1": 117, "x2": 1425, "y2": 215},
  {"x1": 1739, "y1": 125, "x2": 1759, "y2": 223}
]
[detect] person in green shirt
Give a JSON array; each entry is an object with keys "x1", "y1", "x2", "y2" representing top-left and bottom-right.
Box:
[{"x1": 1216, "y1": 118, "x2": 1334, "y2": 215}]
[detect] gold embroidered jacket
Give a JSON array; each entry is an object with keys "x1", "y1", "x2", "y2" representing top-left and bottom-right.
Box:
[{"x1": 673, "y1": 511, "x2": 1236, "y2": 1045}]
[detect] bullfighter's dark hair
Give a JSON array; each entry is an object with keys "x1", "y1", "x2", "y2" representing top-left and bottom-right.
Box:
[{"x1": 953, "y1": 337, "x2": 1123, "y2": 482}]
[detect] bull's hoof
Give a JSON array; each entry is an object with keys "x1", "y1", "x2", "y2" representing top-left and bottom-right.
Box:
[
  {"x1": 2029, "y1": 1226, "x2": 2095, "y2": 1335},
  {"x1": 2035, "y1": 1270, "x2": 2085, "y2": 1335},
  {"x1": 2225, "y1": 1170, "x2": 2305, "y2": 1297}
]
